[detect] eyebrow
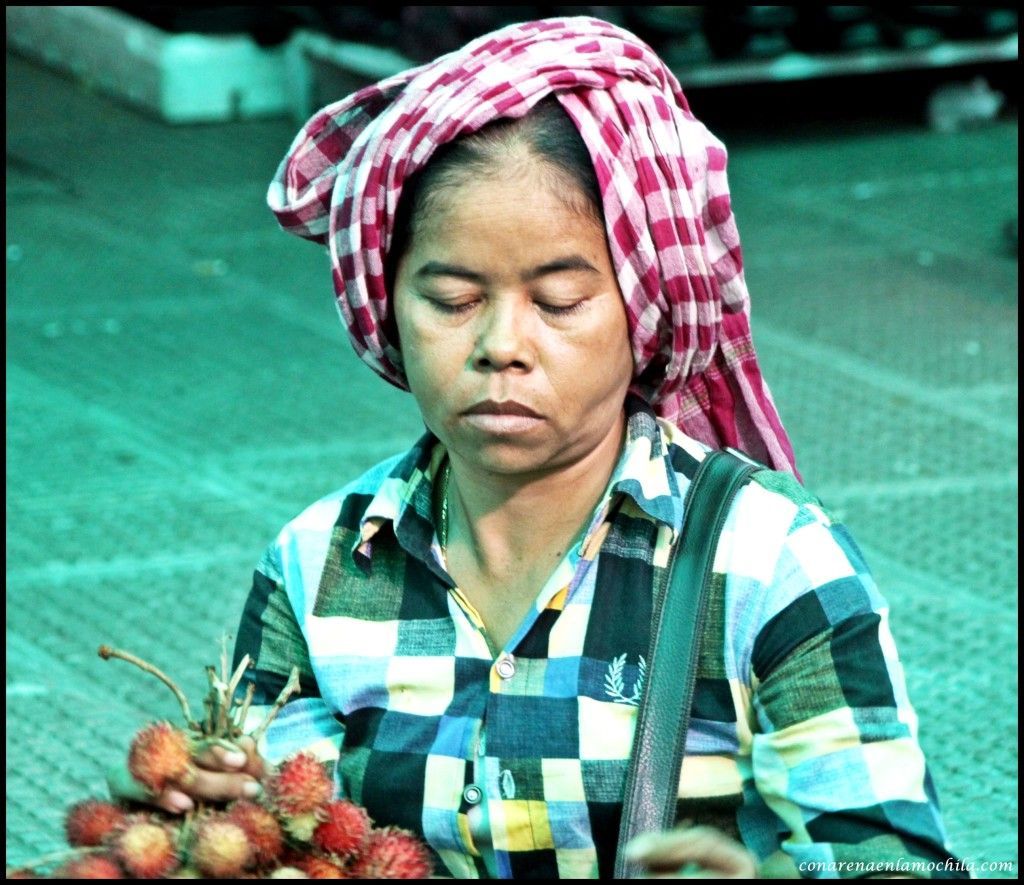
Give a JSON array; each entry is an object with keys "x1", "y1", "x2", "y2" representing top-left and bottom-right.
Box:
[{"x1": 414, "y1": 256, "x2": 600, "y2": 284}]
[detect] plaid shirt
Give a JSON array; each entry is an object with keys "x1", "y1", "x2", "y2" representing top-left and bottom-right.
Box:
[{"x1": 234, "y1": 395, "x2": 961, "y2": 879}]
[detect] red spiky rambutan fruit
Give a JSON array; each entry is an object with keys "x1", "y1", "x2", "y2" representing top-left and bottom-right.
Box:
[
  {"x1": 348, "y1": 826, "x2": 434, "y2": 879},
  {"x1": 113, "y1": 817, "x2": 180, "y2": 878},
  {"x1": 227, "y1": 799, "x2": 285, "y2": 867},
  {"x1": 54, "y1": 854, "x2": 125, "y2": 878},
  {"x1": 284, "y1": 812, "x2": 321, "y2": 843},
  {"x1": 127, "y1": 721, "x2": 193, "y2": 794},
  {"x1": 293, "y1": 855, "x2": 349, "y2": 878},
  {"x1": 266, "y1": 752, "x2": 334, "y2": 816},
  {"x1": 190, "y1": 816, "x2": 253, "y2": 878},
  {"x1": 312, "y1": 800, "x2": 372, "y2": 861},
  {"x1": 65, "y1": 798, "x2": 129, "y2": 847}
]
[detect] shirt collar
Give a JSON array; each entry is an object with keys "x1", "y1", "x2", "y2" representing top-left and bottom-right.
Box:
[
  {"x1": 352, "y1": 430, "x2": 446, "y2": 576},
  {"x1": 352, "y1": 394, "x2": 691, "y2": 567},
  {"x1": 603, "y1": 393, "x2": 686, "y2": 539}
]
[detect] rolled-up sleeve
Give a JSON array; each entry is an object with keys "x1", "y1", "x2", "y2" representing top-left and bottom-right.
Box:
[
  {"x1": 232, "y1": 543, "x2": 344, "y2": 767},
  {"x1": 733, "y1": 493, "x2": 966, "y2": 879}
]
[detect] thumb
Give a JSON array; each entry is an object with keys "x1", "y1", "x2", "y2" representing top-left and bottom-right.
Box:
[{"x1": 235, "y1": 735, "x2": 266, "y2": 780}]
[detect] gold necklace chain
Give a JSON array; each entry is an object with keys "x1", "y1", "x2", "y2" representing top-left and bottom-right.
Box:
[{"x1": 438, "y1": 458, "x2": 451, "y2": 557}]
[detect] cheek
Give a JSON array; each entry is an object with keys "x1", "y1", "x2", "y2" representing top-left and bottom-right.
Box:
[
  {"x1": 549, "y1": 323, "x2": 633, "y2": 410},
  {"x1": 606, "y1": 298, "x2": 635, "y2": 381},
  {"x1": 396, "y1": 312, "x2": 459, "y2": 398},
  {"x1": 586, "y1": 307, "x2": 634, "y2": 389}
]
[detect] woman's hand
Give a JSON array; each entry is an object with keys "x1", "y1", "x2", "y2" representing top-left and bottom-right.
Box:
[
  {"x1": 107, "y1": 735, "x2": 266, "y2": 814},
  {"x1": 624, "y1": 825, "x2": 758, "y2": 879}
]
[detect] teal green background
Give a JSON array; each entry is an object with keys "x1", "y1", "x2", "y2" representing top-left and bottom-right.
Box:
[{"x1": 6, "y1": 45, "x2": 1017, "y2": 876}]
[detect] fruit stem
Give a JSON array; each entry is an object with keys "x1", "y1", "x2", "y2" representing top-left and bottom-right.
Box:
[
  {"x1": 234, "y1": 681, "x2": 256, "y2": 738},
  {"x1": 178, "y1": 808, "x2": 197, "y2": 852},
  {"x1": 226, "y1": 653, "x2": 252, "y2": 707},
  {"x1": 203, "y1": 693, "x2": 215, "y2": 736},
  {"x1": 98, "y1": 645, "x2": 197, "y2": 728},
  {"x1": 249, "y1": 666, "x2": 301, "y2": 742},
  {"x1": 220, "y1": 634, "x2": 230, "y2": 688},
  {"x1": 207, "y1": 665, "x2": 230, "y2": 738}
]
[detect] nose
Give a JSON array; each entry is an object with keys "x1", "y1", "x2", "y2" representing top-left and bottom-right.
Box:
[{"x1": 471, "y1": 297, "x2": 535, "y2": 373}]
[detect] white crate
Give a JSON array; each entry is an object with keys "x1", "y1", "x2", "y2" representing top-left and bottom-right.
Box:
[
  {"x1": 282, "y1": 29, "x2": 410, "y2": 121},
  {"x1": 6, "y1": 5, "x2": 292, "y2": 123}
]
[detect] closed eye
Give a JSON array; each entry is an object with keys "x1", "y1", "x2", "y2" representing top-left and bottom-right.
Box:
[
  {"x1": 537, "y1": 300, "x2": 587, "y2": 316},
  {"x1": 428, "y1": 298, "x2": 478, "y2": 315}
]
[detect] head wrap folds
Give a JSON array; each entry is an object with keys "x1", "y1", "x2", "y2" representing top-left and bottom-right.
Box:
[{"x1": 268, "y1": 16, "x2": 800, "y2": 476}]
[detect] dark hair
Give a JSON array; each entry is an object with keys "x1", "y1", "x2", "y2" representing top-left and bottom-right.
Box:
[{"x1": 385, "y1": 95, "x2": 603, "y2": 297}]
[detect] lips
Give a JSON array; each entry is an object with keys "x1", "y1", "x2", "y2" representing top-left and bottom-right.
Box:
[
  {"x1": 460, "y1": 399, "x2": 545, "y2": 435},
  {"x1": 462, "y1": 400, "x2": 543, "y2": 418}
]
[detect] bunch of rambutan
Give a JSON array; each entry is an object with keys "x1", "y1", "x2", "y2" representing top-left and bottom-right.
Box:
[{"x1": 4, "y1": 641, "x2": 434, "y2": 880}]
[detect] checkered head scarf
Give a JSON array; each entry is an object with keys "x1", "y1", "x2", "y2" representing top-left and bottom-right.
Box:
[{"x1": 268, "y1": 16, "x2": 799, "y2": 475}]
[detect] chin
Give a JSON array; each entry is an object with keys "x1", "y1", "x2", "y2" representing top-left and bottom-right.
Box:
[
  {"x1": 453, "y1": 435, "x2": 590, "y2": 478},
  {"x1": 459, "y1": 447, "x2": 549, "y2": 476}
]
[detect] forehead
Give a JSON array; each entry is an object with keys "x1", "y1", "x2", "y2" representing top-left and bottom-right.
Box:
[{"x1": 408, "y1": 163, "x2": 607, "y2": 261}]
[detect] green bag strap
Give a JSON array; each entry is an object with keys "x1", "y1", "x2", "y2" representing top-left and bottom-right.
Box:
[{"x1": 614, "y1": 449, "x2": 761, "y2": 878}]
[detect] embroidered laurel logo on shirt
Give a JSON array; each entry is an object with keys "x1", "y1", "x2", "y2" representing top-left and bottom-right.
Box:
[{"x1": 603, "y1": 653, "x2": 647, "y2": 705}]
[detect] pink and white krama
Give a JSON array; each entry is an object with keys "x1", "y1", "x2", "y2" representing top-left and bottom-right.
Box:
[{"x1": 267, "y1": 16, "x2": 800, "y2": 476}]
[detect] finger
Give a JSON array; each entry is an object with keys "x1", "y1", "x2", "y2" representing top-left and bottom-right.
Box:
[
  {"x1": 190, "y1": 736, "x2": 266, "y2": 781},
  {"x1": 152, "y1": 789, "x2": 196, "y2": 815},
  {"x1": 191, "y1": 739, "x2": 252, "y2": 772},
  {"x1": 170, "y1": 767, "x2": 263, "y2": 804},
  {"x1": 646, "y1": 831, "x2": 752, "y2": 878},
  {"x1": 639, "y1": 832, "x2": 749, "y2": 876},
  {"x1": 108, "y1": 763, "x2": 197, "y2": 815},
  {"x1": 626, "y1": 827, "x2": 756, "y2": 878}
]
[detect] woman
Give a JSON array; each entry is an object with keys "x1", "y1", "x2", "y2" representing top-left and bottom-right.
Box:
[{"x1": 117, "y1": 17, "x2": 963, "y2": 879}]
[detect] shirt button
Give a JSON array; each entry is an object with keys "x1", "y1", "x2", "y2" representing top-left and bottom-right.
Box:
[
  {"x1": 496, "y1": 656, "x2": 516, "y2": 679},
  {"x1": 500, "y1": 769, "x2": 516, "y2": 799},
  {"x1": 463, "y1": 784, "x2": 483, "y2": 805}
]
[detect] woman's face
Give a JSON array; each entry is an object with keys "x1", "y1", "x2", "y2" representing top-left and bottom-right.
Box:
[{"x1": 392, "y1": 160, "x2": 634, "y2": 477}]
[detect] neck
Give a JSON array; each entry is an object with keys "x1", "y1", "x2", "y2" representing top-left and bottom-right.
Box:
[{"x1": 443, "y1": 413, "x2": 626, "y2": 581}]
